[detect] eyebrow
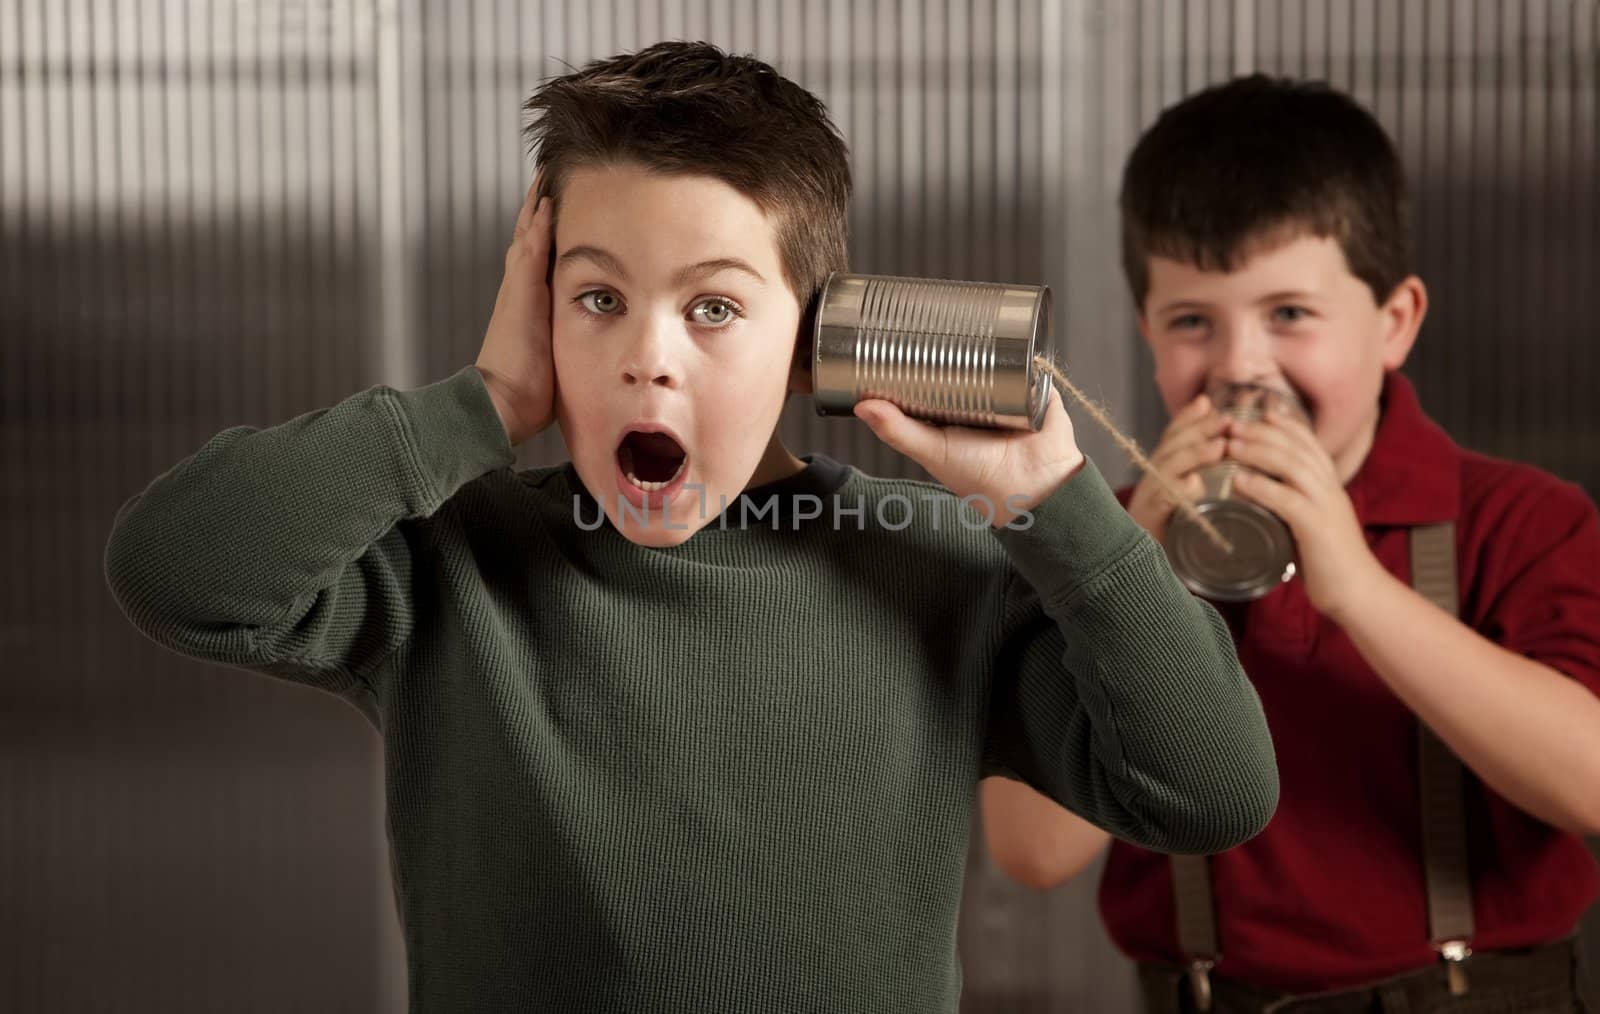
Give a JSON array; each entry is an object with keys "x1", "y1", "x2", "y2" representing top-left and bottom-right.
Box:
[
  {"x1": 1152, "y1": 300, "x2": 1210, "y2": 317},
  {"x1": 557, "y1": 245, "x2": 632, "y2": 281},
  {"x1": 1153, "y1": 291, "x2": 1320, "y2": 316},
  {"x1": 1255, "y1": 290, "x2": 1320, "y2": 305},
  {"x1": 555, "y1": 245, "x2": 766, "y2": 287},
  {"x1": 671, "y1": 257, "x2": 766, "y2": 287}
]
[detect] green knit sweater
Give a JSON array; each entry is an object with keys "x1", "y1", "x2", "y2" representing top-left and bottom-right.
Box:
[{"x1": 105, "y1": 365, "x2": 1277, "y2": 1013}]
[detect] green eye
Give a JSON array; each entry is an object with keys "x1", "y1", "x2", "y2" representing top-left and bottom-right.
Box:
[
  {"x1": 690, "y1": 298, "x2": 741, "y2": 327},
  {"x1": 579, "y1": 290, "x2": 622, "y2": 315}
]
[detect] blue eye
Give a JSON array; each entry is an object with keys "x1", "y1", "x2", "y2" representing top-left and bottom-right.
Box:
[
  {"x1": 577, "y1": 290, "x2": 623, "y2": 315},
  {"x1": 689, "y1": 297, "x2": 742, "y2": 328}
]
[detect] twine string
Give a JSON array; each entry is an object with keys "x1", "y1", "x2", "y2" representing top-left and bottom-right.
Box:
[{"x1": 1032, "y1": 354, "x2": 1233, "y2": 554}]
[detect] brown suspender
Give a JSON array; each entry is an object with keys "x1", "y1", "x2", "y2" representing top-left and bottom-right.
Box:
[
  {"x1": 1411, "y1": 523, "x2": 1476, "y2": 994},
  {"x1": 1169, "y1": 523, "x2": 1475, "y2": 1009},
  {"x1": 1170, "y1": 852, "x2": 1219, "y2": 1008}
]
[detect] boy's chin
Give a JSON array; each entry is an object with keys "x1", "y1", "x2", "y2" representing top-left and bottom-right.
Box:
[{"x1": 611, "y1": 514, "x2": 710, "y2": 548}]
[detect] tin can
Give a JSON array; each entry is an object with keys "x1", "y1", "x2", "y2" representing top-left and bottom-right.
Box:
[
  {"x1": 1164, "y1": 382, "x2": 1305, "y2": 602},
  {"x1": 811, "y1": 272, "x2": 1053, "y2": 431}
]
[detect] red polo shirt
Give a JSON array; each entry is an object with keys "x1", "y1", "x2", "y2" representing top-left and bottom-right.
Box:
[{"x1": 1100, "y1": 371, "x2": 1600, "y2": 993}]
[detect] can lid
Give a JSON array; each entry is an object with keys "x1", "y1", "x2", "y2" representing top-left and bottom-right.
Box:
[{"x1": 1165, "y1": 500, "x2": 1296, "y2": 602}]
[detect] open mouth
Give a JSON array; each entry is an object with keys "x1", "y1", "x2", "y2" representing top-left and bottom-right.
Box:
[{"x1": 616, "y1": 428, "x2": 688, "y2": 497}]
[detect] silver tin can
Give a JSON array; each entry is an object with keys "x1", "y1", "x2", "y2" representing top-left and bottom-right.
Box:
[
  {"x1": 1164, "y1": 382, "x2": 1305, "y2": 602},
  {"x1": 811, "y1": 272, "x2": 1053, "y2": 431}
]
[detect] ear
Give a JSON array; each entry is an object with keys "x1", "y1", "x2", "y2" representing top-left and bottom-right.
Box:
[
  {"x1": 788, "y1": 289, "x2": 818, "y2": 396},
  {"x1": 1378, "y1": 275, "x2": 1427, "y2": 371},
  {"x1": 787, "y1": 355, "x2": 814, "y2": 396},
  {"x1": 1135, "y1": 309, "x2": 1155, "y2": 350}
]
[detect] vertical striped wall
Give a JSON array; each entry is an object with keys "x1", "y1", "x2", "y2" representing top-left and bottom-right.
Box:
[{"x1": 2, "y1": 3, "x2": 1596, "y2": 1011}]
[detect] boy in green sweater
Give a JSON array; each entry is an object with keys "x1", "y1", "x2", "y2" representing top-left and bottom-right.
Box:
[{"x1": 106, "y1": 42, "x2": 1277, "y2": 1013}]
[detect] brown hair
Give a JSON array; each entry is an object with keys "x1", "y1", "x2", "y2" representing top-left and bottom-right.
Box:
[
  {"x1": 1119, "y1": 74, "x2": 1410, "y2": 309},
  {"x1": 523, "y1": 41, "x2": 851, "y2": 307}
]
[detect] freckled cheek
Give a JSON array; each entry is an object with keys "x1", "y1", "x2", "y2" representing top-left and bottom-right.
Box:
[
  {"x1": 700, "y1": 374, "x2": 775, "y2": 440},
  {"x1": 549, "y1": 326, "x2": 575, "y2": 378},
  {"x1": 1271, "y1": 340, "x2": 1340, "y2": 407},
  {"x1": 692, "y1": 367, "x2": 784, "y2": 463},
  {"x1": 550, "y1": 341, "x2": 611, "y2": 464},
  {"x1": 551, "y1": 333, "x2": 607, "y2": 398},
  {"x1": 1301, "y1": 376, "x2": 1365, "y2": 444},
  {"x1": 1153, "y1": 352, "x2": 1209, "y2": 410}
]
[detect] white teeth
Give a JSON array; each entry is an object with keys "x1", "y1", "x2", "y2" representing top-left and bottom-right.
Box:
[{"x1": 624, "y1": 456, "x2": 687, "y2": 492}]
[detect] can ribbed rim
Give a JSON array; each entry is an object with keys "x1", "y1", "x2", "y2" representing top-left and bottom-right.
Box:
[{"x1": 809, "y1": 272, "x2": 839, "y2": 414}]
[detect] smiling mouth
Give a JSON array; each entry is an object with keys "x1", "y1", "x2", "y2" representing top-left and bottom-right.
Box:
[{"x1": 617, "y1": 430, "x2": 688, "y2": 491}]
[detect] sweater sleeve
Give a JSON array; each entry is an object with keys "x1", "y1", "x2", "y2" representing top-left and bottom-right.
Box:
[
  {"x1": 985, "y1": 458, "x2": 1279, "y2": 854},
  {"x1": 104, "y1": 366, "x2": 515, "y2": 698}
]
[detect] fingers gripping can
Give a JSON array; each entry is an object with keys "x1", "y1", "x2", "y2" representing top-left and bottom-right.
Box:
[
  {"x1": 1164, "y1": 382, "x2": 1307, "y2": 602},
  {"x1": 810, "y1": 273, "x2": 1054, "y2": 432}
]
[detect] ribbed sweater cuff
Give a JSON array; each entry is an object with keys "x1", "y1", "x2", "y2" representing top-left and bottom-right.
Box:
[
  {"x1": 384, "y1": 365, "x2": 517, "y2": 510},
  {"x1": 993, "y1": 457, "x2": 1153, "y2": 608}
]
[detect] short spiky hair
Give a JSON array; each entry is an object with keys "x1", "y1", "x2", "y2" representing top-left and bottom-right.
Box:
[
  {"x1": 523, "y1": 41, "x2": 851, "y2": 306},
  {"x1": 1120, "y1": 74, "x2": 1410, "y2": 309}
]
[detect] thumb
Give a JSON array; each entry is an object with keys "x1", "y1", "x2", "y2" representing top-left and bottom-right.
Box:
[{"x1": 854, "y1": 399, "x2": 945, "y2": 466}]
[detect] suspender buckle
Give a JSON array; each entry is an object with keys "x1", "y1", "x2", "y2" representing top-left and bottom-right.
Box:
[
  {"x1": 1185, "y1": 958, "x2": 1216, "y2": 1012},
  {"x1": 1438, "y1": 939, "x2": 1472, "y2": 995}
]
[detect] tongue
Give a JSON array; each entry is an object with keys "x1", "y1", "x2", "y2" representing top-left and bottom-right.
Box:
[{"x1": 627, "y1": 432, "x2": 685, "y2": 483}]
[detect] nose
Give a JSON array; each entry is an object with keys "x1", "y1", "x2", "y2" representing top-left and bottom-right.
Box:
[
  {"x1": 1209, "y1": 319, "x2": 1275, "y2": 387},
  {"x1": 619, "y1": 316, "x2": 682, "y2": 389}
]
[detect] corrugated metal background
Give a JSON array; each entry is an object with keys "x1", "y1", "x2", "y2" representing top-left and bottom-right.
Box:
[{"x1": 2, "y1": 2, "x2": 1595, "y2": 1010}]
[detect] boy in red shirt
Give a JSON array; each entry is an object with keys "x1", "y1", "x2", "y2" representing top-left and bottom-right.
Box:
[{"x1": 982, "y1": 74, "x2": 1600, "y2": 1011}]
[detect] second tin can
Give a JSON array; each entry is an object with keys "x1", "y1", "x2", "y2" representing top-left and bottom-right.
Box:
[{"x1": 1164, "y1": 382, "x2": 1306, "y2": 602}]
